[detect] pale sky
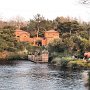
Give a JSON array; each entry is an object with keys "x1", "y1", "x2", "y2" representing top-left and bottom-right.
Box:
[{"x1": 0, "y1": 0, "x2": 90, "y2": 22}]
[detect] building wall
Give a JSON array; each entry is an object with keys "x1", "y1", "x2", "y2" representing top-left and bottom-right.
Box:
[
  {"x1": 45, "y1": 30, "x2": 59, "y2": 44},
  {"x1": 15, "y1": 30, "x2": 30, "y2": 42},
  {"x1": 42, "y1": 38, "x2": 47, "y2": 46},
  {"x1": 45, "y1": 32, "x2": 59, "y2": 38},
  {"x1": 15, "y1": 29, "x2": 59, "y2": 46},
  {"x1": 19, "y1": 33, "x2": 30, "y2": 42}
]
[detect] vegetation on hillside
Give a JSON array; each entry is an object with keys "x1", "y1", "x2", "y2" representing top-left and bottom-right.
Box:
[{"x1": 0, "y1": 14, "x2": 90, "y2": 62}]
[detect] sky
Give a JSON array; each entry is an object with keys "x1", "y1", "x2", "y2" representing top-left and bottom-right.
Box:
[{"x1": 0, "y1": 0, "x2": 90, "y2": 22}]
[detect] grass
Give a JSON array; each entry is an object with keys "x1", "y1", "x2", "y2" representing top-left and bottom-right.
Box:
[{"x1": 51, "y1": 56, "x2": 90, "y2": 69}]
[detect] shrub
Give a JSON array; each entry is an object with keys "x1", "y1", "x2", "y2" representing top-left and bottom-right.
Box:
[
  {"x1": 87, "y1": 63, "x2": 90, "y2": 68},
  {"x1": 60, "y1": 59, "x2": 69, "y2": 68},
  {"x1": 51, "y1": 57, "x2": 61, "y2": 65},
  {"x1": 51, "y1": 57, "x2": 69, "y2": 68},
  {"x1": 48, "y1": 38, "x2": 66, "y2": 53},
  {"x1": 68, "y1": 60, "x2": 88, "y2": 69},
  {"x1": 62, "y1": 57, "x2": 73, "y2": 61},
  {"x1": 51, "y1": 56, "x2": 90, "y2": 69},
  {"x1": 68, "y1": 61, "x2": 79, "y2": 69}
]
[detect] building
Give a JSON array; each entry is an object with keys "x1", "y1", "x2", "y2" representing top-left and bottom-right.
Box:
[
  {"x1": 15, "y1": 29, "x2": 30, "y2": 42},
  {"x1": 15, "y1": 29, "x2": 59, "y2": 46},
  {"x1": 44, "y1": 30, "x2": 60, "y2": 44}
]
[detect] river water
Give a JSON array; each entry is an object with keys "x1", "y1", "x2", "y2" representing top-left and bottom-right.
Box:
[{"x1": 0, "y1": 60, "x2": 89, "y2": 90}]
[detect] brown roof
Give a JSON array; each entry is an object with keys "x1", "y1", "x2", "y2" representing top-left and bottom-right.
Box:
[
  {"x1": 16, "y1": 29, "x2": 28, "y2": 33},
  {"x1": 45, "y1": 30, "x2": 58, "y2": 33},
  {"x1": 15, "y1": 29, "x2": 30, "y2": 35}
]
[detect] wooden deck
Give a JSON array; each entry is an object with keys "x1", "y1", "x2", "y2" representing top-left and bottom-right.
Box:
[
  {"x1": 28, "y1": 54, "x2": 48, "y2": 63},
  {"x1": 28, "y1": 50, "x2": 49, "y2": 63}
]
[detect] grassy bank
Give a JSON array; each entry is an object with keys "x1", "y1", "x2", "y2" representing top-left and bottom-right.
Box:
[
  {"x1": 51, "y1": 56, "x2": 90, "y2": 69},
  {"x1": 0, "y1": 51, "x2": 28, "y2": 60}
]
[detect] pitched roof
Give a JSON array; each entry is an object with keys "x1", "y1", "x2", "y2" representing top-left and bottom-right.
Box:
[
  {"x1": 15, "y1": 29, "x2": 30, "y2": 35},
  {"x1": 16, "y1": 29, "x2": 27, "y2": 33},
  {"x1": 45, "y1": 30, "x2": 58, "y2": 33}
]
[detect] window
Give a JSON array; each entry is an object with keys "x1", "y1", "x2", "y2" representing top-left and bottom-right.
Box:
[
  {"x1": 24, "y1": 36, "x2": 26, "y2": 37},
  {"x1": 17, "y1": 36, "x2": 20, "y2": 37}
]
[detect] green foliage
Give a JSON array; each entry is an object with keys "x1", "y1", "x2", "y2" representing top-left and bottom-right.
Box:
[
  {"x1": 51, "y1": 57, "x2": 69, "y2": 68},
  {"x1": 68, "y1": 60, "x2": 88, "y2": 69},
  {"x1": 48, "y1": 38, "x2": 67, "y2": 53},
  {"x1": 0, "y1": 29, "x2": 29, "y2": 52},
  {"x1": 0, "y1": 15, "x2": 90, "y2": 61},
  {"x1": 3, "y1": 26, "x2": 16, "y2": 30},
  {"x1": 48, "y1": 16, "x2": 90, "y2": 57},
  {"x1": 60, "y1": 59, "x2": 69, "y2": 68},
  {"x1": 7, "y1": 52, "x2": 28, "y2": 60},
  {"x1": 79, "y1": 31, "x2": 89, "y2": 39},
  {"x1": 27, "y1": 14, "x2": 55, "y2": 37},
  {"x1": 56, "y1": 20, "x2": 83, "y2": 34},
  {"x1": 0, "y1": 29, "x2": 16, "y2": 52},
  {"x1": 27, "y1": 46, "x2": 44, "y2": 54},
  {"x1": 51, "y1": 56, "x2": 90, "y2": 69}
]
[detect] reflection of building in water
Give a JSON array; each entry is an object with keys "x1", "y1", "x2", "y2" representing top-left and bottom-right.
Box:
[{"x1": 15, "y1": 29, "x2": 60, "y2": 46}]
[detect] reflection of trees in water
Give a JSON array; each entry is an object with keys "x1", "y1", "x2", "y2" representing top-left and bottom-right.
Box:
[
  {"x1": 49, "y1": 66, "x2": 84, "y2": 89},
  {"x1": 48, "y1": 65, "x2": 90, "y2": 89},
  {"x1": 82, "y1": 71, "x2": 90, "y2": 90},
  {"x1": 88, "y1": 72, "x2": 90, "y2": 90},
  {"x1": 0, "y1": 60, "x2": 17, "y2": 66}
]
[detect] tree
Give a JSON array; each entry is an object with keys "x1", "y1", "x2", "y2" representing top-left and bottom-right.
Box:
[
  {"x1": 27, "y1": 14, "x2": 54, "y2": 37},
  {"x1": 57, "y1": 20, "x2": 83, "y2": 35},
  {"x1": 11, "y1": 16, "x2": 25, "y2": 29},
  {"x1": 0, "y1": 29, "x2": 26, "y2": 52},
  {"x1": 79, "y1": 0, "x2": 90, "y2": 4},
  {"x1": 48, "y1": 38, "x2": 66, "y2": 53}
]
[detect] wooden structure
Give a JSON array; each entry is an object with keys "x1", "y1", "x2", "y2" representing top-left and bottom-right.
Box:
[{"x1": 28, "y1": 50, "x2": 49, "y2": 63}]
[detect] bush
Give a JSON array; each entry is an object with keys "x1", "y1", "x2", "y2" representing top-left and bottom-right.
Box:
[
  {"x1": 51, "y1": 57, "x2": 69, "y2": 68},
  {"x1": 48, "y1": 38, "x2": 66, "y2": 53},
  {"x1": 60, "y1": 59, "x2": 69, "y2": 68},
  {"x1": 68, "y1": 60, "x2": 88, "y2": 69},
  {"x1": 51, "y1": 57, "x2": 61, "y2": 65},
  {"x1": 68, "y1": 61, "x2": 79, "y2": 69},
  {"x1": 62, "y1": 57, "x2": 73, "y2": 61},
  {"x1": 51, "y1": 56, "x2": 90, "y2": 69},
  {"x1": 7, "y1": 51, "x2": 28, "y2": 60}
]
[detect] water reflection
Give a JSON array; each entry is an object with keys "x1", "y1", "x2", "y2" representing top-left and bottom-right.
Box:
[
  {"x1": 88, "y1": 72, "x2": 90, "y2": 90},
  {"x1": 0, "y1": 60, "x2": 89, "y2": 90},
  {"x1": 0, "y1": 60, "x2": 17, "y2": 66},
  {"x1": 82, "y1": 71, "x2": 90, "y2": 90}
]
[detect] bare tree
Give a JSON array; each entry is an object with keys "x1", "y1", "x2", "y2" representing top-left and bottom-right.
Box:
[
  {"x1": 11, "y1": 16, "x2": 25, "y2": 29},
  {"x1": 79, "y1": 0, "x2": 90, "y2": 44},
  {"x1": 79, "y1": 0, "x2": 90, "y2": 5}
]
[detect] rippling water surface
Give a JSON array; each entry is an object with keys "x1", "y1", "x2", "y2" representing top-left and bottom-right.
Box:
[{"x1": 0, "y1": 60, "x2": 89, "y2": 90}]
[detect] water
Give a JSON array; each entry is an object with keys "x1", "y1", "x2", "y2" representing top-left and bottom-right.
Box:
[{"x1": 0, "y1": 60, "x2": 89, "y2": 90}]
